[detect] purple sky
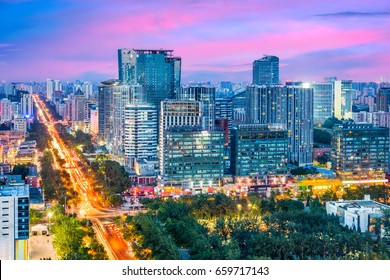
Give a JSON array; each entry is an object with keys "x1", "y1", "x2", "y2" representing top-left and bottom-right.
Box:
[{"x1": 1, "y1": 0, "x2": 390, "y2": 83}]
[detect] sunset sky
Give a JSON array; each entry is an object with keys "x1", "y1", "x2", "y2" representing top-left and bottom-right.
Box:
[{"x1": 1, "y1": 0, "x2": 389, "y2": 83}]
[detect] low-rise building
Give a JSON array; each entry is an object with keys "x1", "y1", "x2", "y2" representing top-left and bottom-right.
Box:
[{"x1": 326, "y1": 195, "x2": 390, "y2": 237}]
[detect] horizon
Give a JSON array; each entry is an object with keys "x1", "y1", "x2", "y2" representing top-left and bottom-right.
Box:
[{"x1": 1, "y1": 0, "x2": 390, "y2": 83}]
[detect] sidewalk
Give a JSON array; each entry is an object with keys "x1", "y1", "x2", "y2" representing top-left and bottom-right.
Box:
[{"x1": 28, "y1": 235, "x2": 57, "y2": 260}]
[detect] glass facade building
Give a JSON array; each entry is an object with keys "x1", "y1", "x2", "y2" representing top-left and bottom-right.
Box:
[
  {"x1": 312, "y1": 82, "x2": 333, "y2": 124},
  {"x1": 252, "y1": 55, "x2": 279, "y2": 85},
  {"x1": 230, "y1": 124, "x2": 288, "y2": 184},
  {"x1": 118, "y1": 49, "x2": 181, "y2": 106},
  {"x1": 332, "y1": 122, "x2": 389, "y2": 182},
  {"x1": 162, "y1": 126, "x2": 224, "y2": 188}
]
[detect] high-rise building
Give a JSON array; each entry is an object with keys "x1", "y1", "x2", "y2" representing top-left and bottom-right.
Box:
[
  {"x1": 312, "y1": 82, "x2": 333, "y2": 124},
  {"x1": 334, "y1": 80, "x2": 356, "y2": 120},
  {"x1": 90, "y1": 106, "x2": 99, "y2": 136},
  {"x1": 377, "y1": 88, "x2": 390, "y2": 112},
  {"x1": 124, "y1": 104, "x2": 158, "y2": 167},
  {"x1": 245, "y1": 85, "x2": 287, "y2": 125},
  {"x1": 118, "y1": 49, "x2": 181, "y2": 106},
  {"x1": 332, "y1": 122, "x2": 389, "y2": 184},
  {"x1": 20, "y1": 93, "x2": 33, "y2": 118},
  {"x1": 0, "y1": 175, "x2": 29, "y2": 260},
  {"x1": 97, "y1": 79, "x2": 119, "y2": 144},
  {"x1": 286, "y1": 84, "x2": 314, "y2": 166},
  {"x1": 230, "y1": 124, "x2": 288, "y2": 186},
  {"x1": 178, "y1": 86, "x2": 216, "y2": 130},
  {"x1": 46, "y1": 79, "x2": 54, "y2": 101},
  {"x1": 252, "y1": 55, "x2": 279, "y2": 85},
  {"x1": 111, "y1": 84, "x2": 145, "y2": 159},
  {"x1": 161, "y1": 126, "x2": 224, "y2": 188},
  {"x1": 71, "y1": 89, "x2": 85, "y2": 122},
  {"x1": 159, "y1": 100, "x2": 203, "y2": 175}
]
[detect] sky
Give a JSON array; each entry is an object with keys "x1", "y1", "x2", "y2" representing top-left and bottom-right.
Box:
[{"x1": 0, "y1": 0, "x2": 390, "y2": 83}]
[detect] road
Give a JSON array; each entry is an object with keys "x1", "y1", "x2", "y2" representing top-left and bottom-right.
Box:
[{"x1": 33, "y1": 94, "x2": 134, "y2": 260}]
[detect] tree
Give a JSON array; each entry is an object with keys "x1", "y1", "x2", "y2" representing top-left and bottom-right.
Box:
[
  {"x1": 322, "y1": 117, "x2": 342, "y2": 129},
  {"x1": 314, "y1": 128, "x2": 332, "y2": 145},
  {"x1": 12, "y1": 164, "x2": 31, "y2": 179}
]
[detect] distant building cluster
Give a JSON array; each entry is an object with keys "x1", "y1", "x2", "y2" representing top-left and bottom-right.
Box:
[{"x1": 2, "y1": 50, "x2": 390, "y2": 195}]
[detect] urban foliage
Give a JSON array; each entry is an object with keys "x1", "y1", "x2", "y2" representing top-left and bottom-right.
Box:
[
  {"x1": 49, "y1": 205, "x2": 108, "y2": 260},
  {"x1": 313, "y1": 128, "x2": 332, "y2": 145},
  {"x1": 321, "y1": 117, "x2": 342, "y2": 129},
  {"x1": 26, "y1": 119, "x2": 51, "y2": 151},
  {"x1": 11, "y1": 164, "x2": 31, "y2": 179},
  {"x1": 120, "y1": 194, "x2": 390, "y2": 260},
  {"x1": 290, "y1": 166, "x2": 319, "y2": 176}
]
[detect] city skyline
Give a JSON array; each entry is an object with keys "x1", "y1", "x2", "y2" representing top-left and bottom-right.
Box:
[{"x1": 1, "y1": 0, "x2": 390, "y2": 83}]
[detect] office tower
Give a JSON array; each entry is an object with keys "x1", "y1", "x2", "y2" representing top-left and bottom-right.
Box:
[
  {"x1": 312, "y1": 82, "x2": 333, "y2": 124},
  {"x1": 230, "y1": 124, "x2": 288, "y2": 186},
  {"x1": 46, "y1": 79, "x2": 54, "y2": 101},
  {"x1": 231, "y1": 91, "x2": 247, "y2": 124},
  {"x1": 124, "y1": 104, "x2": 158, "y2": 167},
  {"x1": 253, "y1": 55, "x2": 279, "y2": 85},
  {"x1": 159, "y1": 100, "x2": 203, "y2": 175},
  {"x1": 71, "y1": 89, "x2": 85, "y2": 122},
  {"x1": 162, "y1": 126, "x2": 224, "y2": 188},
  {"x1": 334, "y1": 80, "x2": 356, "y2": 119},
  {"x1": 83, "y1": 100, "x2": 99, "y2": 131},
  {"x1": 377, "y1": 88, "x2": 390, "y2": 112},
  {"x1": 0, "y1": 175, "x2": 29, "y2": 260},
  {"x1": 13, "y1": 116, "x2": 27, "y2": 133},
  {"x1": 118, "y1": 49, "x2": 181, "y2": 106},
  {"x1": 245, "y1": 85, "x2": 287, "y2": 125},
  {"x1": 20, "y1": 93, "x2": 33, "y2": 117},
  {"x1": 332, "y1": 122, "x2": 389, "y2": 183},
  {"x1": 178, "y1": 86, "x2": 216, "y2": 130},
  {"x1": 286, "y1": 85, "x2": 314, "y2": 166}
]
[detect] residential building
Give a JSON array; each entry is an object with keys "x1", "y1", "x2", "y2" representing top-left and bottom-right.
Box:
[
  {"x1": 13, "y1": 116, "x2": 27, "y2": 133},
  {"x1": 0, "y1": 175, "x2": 29, "y2": 260},
  {"x1": 123, "y1": 104, "x2": 158, "y2": 167},
  {"x1": 377, "y1": 88, "x2": 390, "y2": 112},
  {"x1": 20, "y1": 93, "x2": 33, "y2": 118}
]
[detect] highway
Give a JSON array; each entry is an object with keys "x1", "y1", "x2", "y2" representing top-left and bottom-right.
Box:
[{"x1": 33, "y1": 94, "x2": 134, "y2": 260}]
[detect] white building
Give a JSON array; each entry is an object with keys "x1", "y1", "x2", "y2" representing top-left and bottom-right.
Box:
[
  {"x1": 326, "y1": 195, "x2": 390, "y2": 236},
  {"x1": 89, "y1": 107, "x2": 99, "y2": 136},
  {"x1": 46, "y1": 79, "x2": 54, "y2": 101},
  {"x1": 124, "y1": 104, "x2": 158, "y2": 167},
  {"x1": 0, "y1": 175, "x2": 29, "y2": 260},
  {"x1": 20, "y1": 93, "x2": 33, "y2": 117},
  {"x1": 13, "y1": 116, "x2": 27, "y2": 133}
]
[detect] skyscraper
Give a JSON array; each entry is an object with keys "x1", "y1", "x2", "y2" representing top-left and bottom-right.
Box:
[
  {"x1": 312, "y1": 82, "x2": 333, "y2": 124},
  {"x1": 46, "y1": 79, "x2": 54, "y2": 101},
  {"x1": 286, "y1": 84, "x2": 314, "y2": 166},
  {"x1": 334, "y1": 80, "x2": 356, "y2": 120},
  {"x1": 118, "y1": 49, "x2": 181, "y2": 106},
  {"x1": 178, "y1": 86, "x2": 216, "y2": 130},
  {"x1": 253, "y1": 55, "x2": 279, "y2": 85},
  {"x1": 245, "y1": 85, "x2": 287, "y2": 125}
]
